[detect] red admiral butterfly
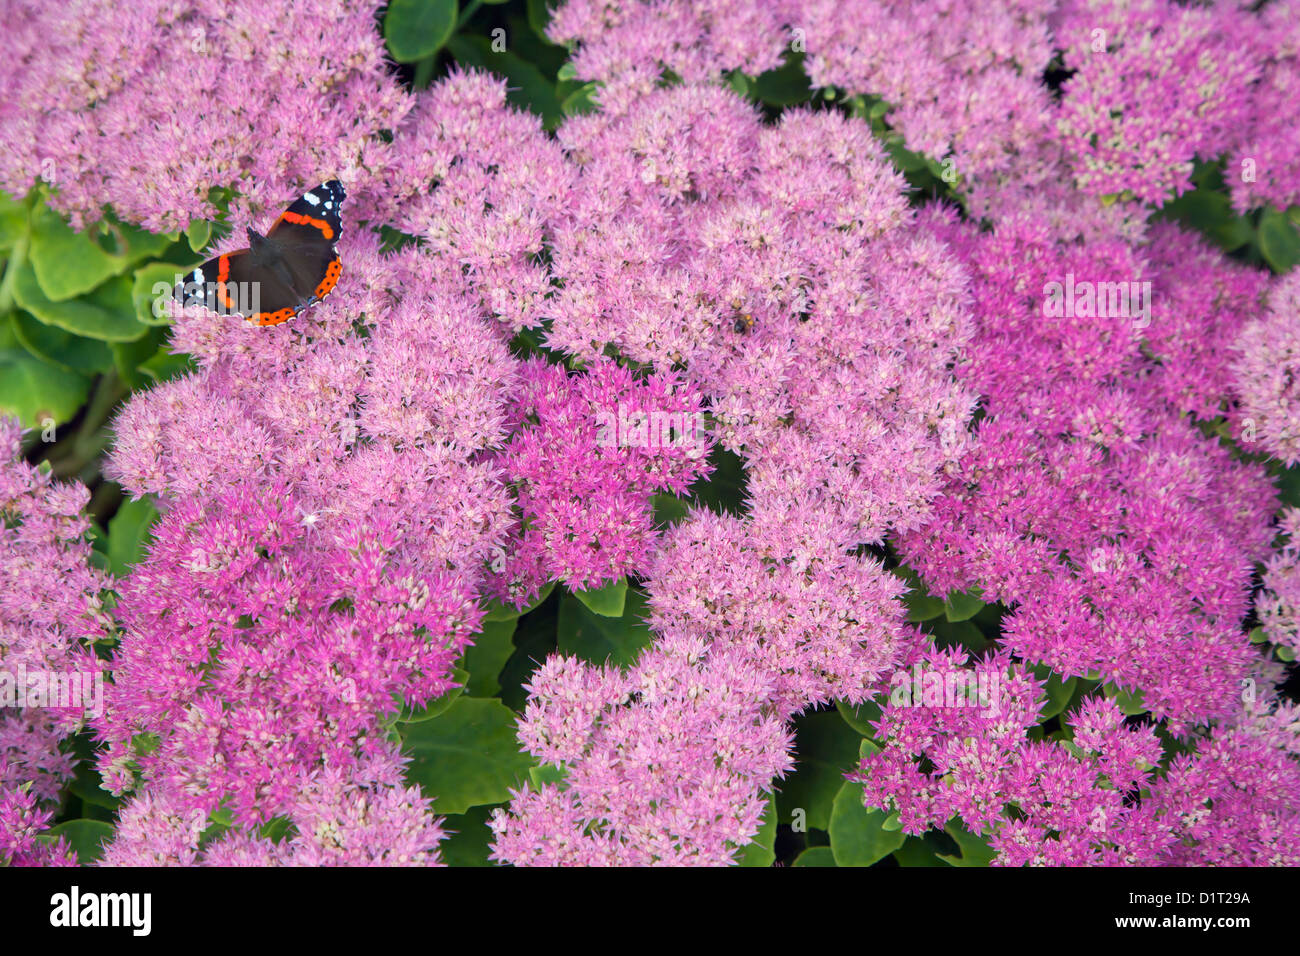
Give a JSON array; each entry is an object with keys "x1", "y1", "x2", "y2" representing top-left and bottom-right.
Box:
[{"x1": 174, "y1": 180, "x2": 345, "y2": 326}]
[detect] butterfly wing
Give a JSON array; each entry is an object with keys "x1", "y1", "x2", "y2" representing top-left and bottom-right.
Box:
[
  {"x1": 265, "y1": 180, "x2": 345, "y2": 307},
  {"x1": 173, "y1": 250, "x2": 302, "y2": 326},
  {"x1": 171, "y1": 182, "x2": 345, "y2": 326},
  {"x1": 267, "y1": 180, "x2": 345, "y2": 244}
]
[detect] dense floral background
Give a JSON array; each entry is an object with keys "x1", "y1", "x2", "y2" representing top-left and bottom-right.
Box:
[{"x1": 1, "y1": 0, "x2": 1298, "y2": 867}]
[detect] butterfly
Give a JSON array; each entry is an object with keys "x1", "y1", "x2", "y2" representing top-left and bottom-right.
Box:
[{"x1": 174, "y1": 180, "x2": 345, "y2": 326}]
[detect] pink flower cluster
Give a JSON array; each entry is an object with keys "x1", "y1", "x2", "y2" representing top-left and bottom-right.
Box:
[
  {"x1": 1256, "y1": 509, "x2": 1300, "y2": 658},
  {"x1": 363, "y1": 67, "x2": 574, "y2": 332},
  {"x1": 0, "y1": 418, "x2": 111, "y2": 864},
  {"x1": 99, "y1": 236, "x2": 520, "y2": 858},
  {"x1": 547, "y1": 85, "x2": 975, "y2": 543},
  {"x1": 547, "y1": 0, "x2": 792, "y2": 110},
  {"x1": 101, "y1": 750, "x2": 444, "y2": 866},
  {"x1": 0, "y1": 0, "x2": 410, "y2": 232},
  {"x1": 1052, "y1": 0, "x2": 1259, "y2": 205},
  {"x1": 857, "y1": 650, "x2": 1300, "y2": 865},
  {"x1": 492, "y1": 506, "x2": 906, "y2": 864},
  {"x1": 900, "y1": 210, "x2": 1276, "y2": 730},
  {"x1": 1234, "y1": 269, "x2": 1300, "y2": 467},
  {"x1": 486, "y1": 83, "x2": 981, "y2": 860},
  {"x1": 802, "y1": 0, "x2": 1058, "y2": 188},
  {"x1": 548, "y1": 0, "x2": 1300, "y2": 216},
  {"x1": 494, "y1": 357, "x2": 711, "y2": 599},
  {"x1": 490, "y1": 650, "x2": 792, "y2": 865},
  {"x1": 1, "y1": 0, "x2": 1297, "y2": 868}
]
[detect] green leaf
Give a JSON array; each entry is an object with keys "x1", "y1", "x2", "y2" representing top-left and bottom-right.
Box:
[
  {"x1": 39, "y1": 819, "x2": 115, "y2": 864},
  {"x1": 778, "y1": 709, "x2": 865, "y2": 831},
  {"x1": 10, "y1": 311, "x2": 113, "y2": 375},
  {"x1": 0, "y1": 190, "x2": 29, "y2": 252},
  {"x1": 68, "y1": 749, "x2": 122, "y2": 812},
  {"x1": 652, "y1": 493, "x2": 690, "y2": 527},
  {"x1": 464, "y1": 617, "x2": 517, "y2": 697},
  {"x1": 894, "y1": 836, "x2": 947, "y2": 867},
  {"x1": 384, "y1": 0, "x2": 459, "y2": 62},
  {"x1": 498, "y1": 592, "x2": 560, "y2": 711},
  {"x1": 557, "y1": 586, "x2": 654, "y2": 668},
  {"x1": 439, "y1": 805, "x2": 496, "y2": 867},
  {"x1": 930, "y1": 617, "x2": 989, "y2": 654},
  {"x1": 0, "y1": 351, "x2": 90, "y2": 427},
  {"x1": 828, "y1": 776, "x2": 905, "y2": 866},
  {"x1": 13, "y1": 266, "x2": 147, "y2": 342},
  {"x1": 571, "y1": 575, "x2": 627, "y2": 617},
  {"x1": 483, "y1": 580, "x2": 554, "y2": 622},
  {"x1": 1103, "y1": 681, "x2": 1147, "y2": 716},
  {"x1": 1258, "y1": 207, "x2": 1300, "y2": 274},
  {"x1": 1159, "y1": 188, "x2": 1253, "y2": 252},
  {"x1": 895, "y1": 564, "x2": 945, "y2": 621},
  {"x1": 690, "y1": 445, "x2": 747, "y2": 516},
  {"x1": 888, "y1": 142, "x2": 929, "y2": 173},
  {"x1": 1032, "y1": 665, "x2": 1077, "y2": 721},
  {"x1": 28, "y1": 205, "x2": 173, "y2": 301},
  {"x1": 937, "y1": 818, "x2": 996, "y2": 867},
  {"x1": 793, "y1": 846, "x2": 837, "y2": 867},
  {"x1": 943, "y1": 588, "x2": 985, "y2": 622},
  {"x1": 752, "y1": 55, "x2": 812, "y2": 106},
  {"x1": 27, "y1": 204, "x2": 123, "y2": 300},
  {"x1": 139, "y1": 347, "x2": 195, "y2": 384},
  {"x1": 508, "y1": 14, "x2": 568, "y2": 76},
  {"x1": 106, "y1": 495, "x2": 159, "y2": 576},
  {"x1": 528, "y1": 762, "x2": 567, "y2": 789},
  {"x1": 185, "y1": 219, "x2": 212, "y2": 254},
  {"x1": 400, "y1": 666, "x2": 469, "y2": 722},
  {"x1": 834, "y1": 697, "x2": 882, "y2": 738},
  {"x1": 526, "y1": 0, "x2": 558, "y2": 42},
  {"x1": 110, "y1": 326, "x2": 167, "y2": 389},
  {"x1": 132, "y1": 262, "x2": 188, "y2": 326},
  {"x1": 401, "y1": 697, "x2": 534, "y2": 814},
  {"x1": 905, "y1": 591, "x2": 945, "y2": 622},
  {"x1": 737, "y1": 794, "x2": 777, "y2": 867},
  {"x1": 447, "y1": 34, "x2": 563, "y2": 129},
  {"x1": 561, "y1": 81, "x2": 599, "y2": 118}
]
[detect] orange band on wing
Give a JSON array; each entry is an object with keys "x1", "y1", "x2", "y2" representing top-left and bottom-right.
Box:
[
  {"x1": 215, "y1": 255, "x2": 235, "y2": 310},
  {"x1": 250, "y1": 307, "x2": 297, "y2": 326},
  {"x1": 314, "y1": 258, "x2": 343, "y2": 300},
  {"x1": 278, "y1": 211, "x2": 334, "y2": 239}
]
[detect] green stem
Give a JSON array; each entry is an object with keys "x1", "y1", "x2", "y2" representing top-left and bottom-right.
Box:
[
  {"x1": 86, "y1": 479, "x2": 123, "y2": 526},
  {"x1": 456, "y1": 0, "x2": 483, "y2": 31},
  {"x1": 0, "y1": 191, "x2": 35, "y2": 315},
  {"x1": 45, "y1": 369, "x2": 128, "y2": 479},
  {"x1": 413, "y1": 55, "x2": 437, "y2": 90},
  {"x1": 0, "y1": 230, "x2": 28, "y2": 316}
]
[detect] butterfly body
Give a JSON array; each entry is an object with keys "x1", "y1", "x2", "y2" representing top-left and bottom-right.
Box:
[{"x1": 175, "y1": 180, "x2": 345, "y2": 326}]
